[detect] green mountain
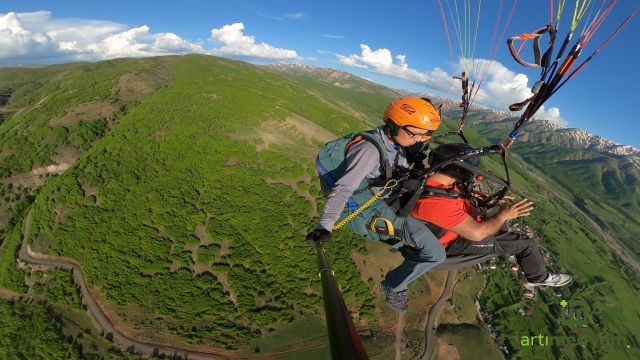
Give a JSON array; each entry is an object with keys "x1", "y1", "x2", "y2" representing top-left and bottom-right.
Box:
[{"x1": 0, "y1": 55, "x2": 638, "y2": 360}]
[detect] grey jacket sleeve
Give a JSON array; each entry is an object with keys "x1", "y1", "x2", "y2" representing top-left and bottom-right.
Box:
[{"x1": 317, "y1": 141, "x2": 380, "y2": 232}]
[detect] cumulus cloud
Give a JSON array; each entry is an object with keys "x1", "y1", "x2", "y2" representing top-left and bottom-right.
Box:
[
  {"x1": 0, "y1": 11, "x2": 203, "y2": 64},
  {"x1": 337, "y1": 44, "x2": 457, "y2": 93},
  {"x1": 0, "y1": 11, "x2": 58, "y2": 60},
  {"x1": 533, "y1": 106, "x2": 566, "y2": 126},
  {"x1": 468, "y1": 60, "x2": 565, "y2": 125},
  {"x1": 336, "y1": 44, "x2": 566, "y2": 124},
  {"x1": 209, "y1": 22, "x2": 300, "y2": 61},
  {"x1": 0, "y1": 11, "x2": 300, "y2": 65},
  {"x1": 76, "y1": 26, "x2": 204, "y2": 60}
]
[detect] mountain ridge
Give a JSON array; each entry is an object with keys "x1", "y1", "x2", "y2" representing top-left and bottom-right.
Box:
[{"x1": 268, "y1": 65, "x2": 639, "y2": 158}]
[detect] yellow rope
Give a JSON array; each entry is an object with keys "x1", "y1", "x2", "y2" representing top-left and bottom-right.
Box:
[
  {"x1": 557, "y1": 0, "x2": 566, "y2": 24},
  {"x1": 571, "y1": 0, "x2": 592, "y2": 31},
  {"x1": 332, "y1": 179, "x2": 399, "y2": 230}
]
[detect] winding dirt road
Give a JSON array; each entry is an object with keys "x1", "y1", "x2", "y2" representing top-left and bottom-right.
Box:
[
  {"x1": 18, "y1": 211, "x2": 232, "y2": 360},
  {"x1": 420, "y1": 270, "x2": 456, "y2": 360}
]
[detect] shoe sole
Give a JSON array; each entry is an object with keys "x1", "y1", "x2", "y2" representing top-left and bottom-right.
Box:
[{"x1": 526, "y1": 278, "x2": 572, "y2": 287}]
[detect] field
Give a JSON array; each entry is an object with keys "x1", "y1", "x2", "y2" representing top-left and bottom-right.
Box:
[{"x1": 437, "y1": 324, "x2": 505, "y2": 360}]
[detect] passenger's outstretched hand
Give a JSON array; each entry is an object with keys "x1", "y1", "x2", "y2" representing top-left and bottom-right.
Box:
[{"x1": 498, "y1": 198, "x2": 534, "y2": 220}]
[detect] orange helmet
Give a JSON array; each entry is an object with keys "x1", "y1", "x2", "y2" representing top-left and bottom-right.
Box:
[{"x1": 383, "y1": 97, "x2": 441, "y2": 138}]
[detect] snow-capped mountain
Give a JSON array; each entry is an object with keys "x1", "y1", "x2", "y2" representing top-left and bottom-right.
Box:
[{"x1": 522, "y1": 120, "x2": 640, "y2": 157}]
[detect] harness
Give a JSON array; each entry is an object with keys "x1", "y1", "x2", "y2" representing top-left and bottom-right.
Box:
[
  {"x1": 419, "y1": 184, "x2": 472, "y2": 239},
  {"x1": 416, "y1": 182, "x2": 511, "y2": 270},
  {"x1": 315, "y1": 131, "x2": 413, "y2": 240},
  {"x1": 316, "y1": 131, "x2": 394, "y2": 210},
  {"x1": 410, "y1": 143, "x2": 512, "y2": 243}
]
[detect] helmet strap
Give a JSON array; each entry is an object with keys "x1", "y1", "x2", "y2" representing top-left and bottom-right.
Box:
[{"x1": 384, "y1": 119, "x2": 400, "y2": 137}]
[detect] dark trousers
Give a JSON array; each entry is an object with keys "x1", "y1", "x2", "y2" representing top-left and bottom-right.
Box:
[{"x1": 445, "y1": 229, "x2": 548, "y2": 282}]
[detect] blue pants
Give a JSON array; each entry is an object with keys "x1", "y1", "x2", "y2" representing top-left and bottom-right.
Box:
[{"x1": 382, "y1": 216, "x2": 446, "y2": 292}]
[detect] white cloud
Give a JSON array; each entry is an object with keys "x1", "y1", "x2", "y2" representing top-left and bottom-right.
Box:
[
  {"x1": 0, "y1": 12, "x2": 299, "y2": 65},
  {"x1": 533, "y1": 106, "x2": 566, "y2": 126},
  {"x1": 76, "y1": 26, "x2": 204, "y2": 60},
  {"x1": 260, "y1": 12, "x2": 306, "y2": 21},
  {"x1": 0, "y1": 11, "x2": 203, "y2": 64},
  {"x1": 209, "y1": 22, "x2": 300, "y2": 61},
  {"x1": 336, "y1": 44, "x2": 566, "y2": 124},
  {"x1": 16, "y1": 10, "x2": 126, "y2": 47},
  {"x1": 470, "y1": 60, "x2": 565, "y2": 124},
  {"x1": 320, "y1": 34, "x2": 345, "y2": 39},
  {"x1": 336, "y1": 44, "x2": 457, "y2": 93},
  {"x1": 468, "y1": 59, "x2": 532, "y2": 108},
  {"x1": 282, "y1": 13, "x2": 305, "y2": 20}
]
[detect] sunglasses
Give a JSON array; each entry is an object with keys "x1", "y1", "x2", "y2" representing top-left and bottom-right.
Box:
[{"x1": 402, "y1": 127, "x2": 435, "y2": 140}]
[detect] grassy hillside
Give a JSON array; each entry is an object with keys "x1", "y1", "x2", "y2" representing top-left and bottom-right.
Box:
[
  {"x1": 513, "y1": 143, "x2": 640, "y2": 259},
  {"x1": 1, "y1": 55, "x2": 638, "y2": 359},
  {"x1": 12, "y1": 55, "x2": 384, "y2": 350},
  {"x1": 444, "y1": 115, "x2": 640, "y2": 359},
  {"x1": 470, "y1": 119, "x2": 640, "y2": 261}
]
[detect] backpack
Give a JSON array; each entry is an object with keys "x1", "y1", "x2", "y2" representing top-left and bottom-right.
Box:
[{"x1": 315, "y1": 131, "x2": 406, "y2": 241}]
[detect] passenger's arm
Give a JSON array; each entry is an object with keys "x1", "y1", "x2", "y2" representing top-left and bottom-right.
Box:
[{"x1": 450, "y1": 199, "x2": 534, "y2": 241}]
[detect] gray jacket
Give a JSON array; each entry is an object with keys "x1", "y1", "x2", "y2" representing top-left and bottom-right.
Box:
[{"x1": 317, "y1": 126, "x2": 409, "y2": 231}]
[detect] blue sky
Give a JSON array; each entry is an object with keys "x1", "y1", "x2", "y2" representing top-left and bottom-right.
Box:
[{"x1": 2, "y1": 1, "x2": 639, "y2": 147}]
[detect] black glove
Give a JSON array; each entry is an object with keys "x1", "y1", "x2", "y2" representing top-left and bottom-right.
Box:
[{"x1": 306, "y1": 229, "x2": 331, "y2": 247}]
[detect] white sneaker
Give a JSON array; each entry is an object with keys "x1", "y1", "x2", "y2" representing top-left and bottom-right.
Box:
[{"x1": 526, "y1": 273, "x2": 572, "y2": 287}]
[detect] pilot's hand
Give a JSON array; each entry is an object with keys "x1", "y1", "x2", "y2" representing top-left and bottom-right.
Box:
[{"x1": 306, "y1": 229, "x2": 331, "y2": 247}]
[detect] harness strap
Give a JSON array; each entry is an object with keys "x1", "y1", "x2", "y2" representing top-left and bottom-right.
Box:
[
  {"x1": 344, "y1": 133, "x2": 393, "y2": 181},
  {"x1": 397, "y1": 186, "x2": 424, "y2": 217},
  {"x1": 369, "y1": 216, "x2": 395, "y2": 236},
  {"x1": 344, "y1": 135, "x2": 364, "y2": 153},
  {"x1": 421, "y1": 185, "x2": 461, "y2": 199}
]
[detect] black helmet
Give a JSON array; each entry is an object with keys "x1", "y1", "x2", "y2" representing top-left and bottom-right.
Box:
[{"x1": 428, "y1": 143, "x2": 481, "y2": 183}]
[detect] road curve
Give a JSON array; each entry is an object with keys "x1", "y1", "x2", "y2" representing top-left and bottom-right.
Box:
[
  {"x1": 420, "y1": 270, "x2": 456, "y2": 360},
  {"x1": 18, "y1": 211, "x2": 232, "y2": 360}
]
